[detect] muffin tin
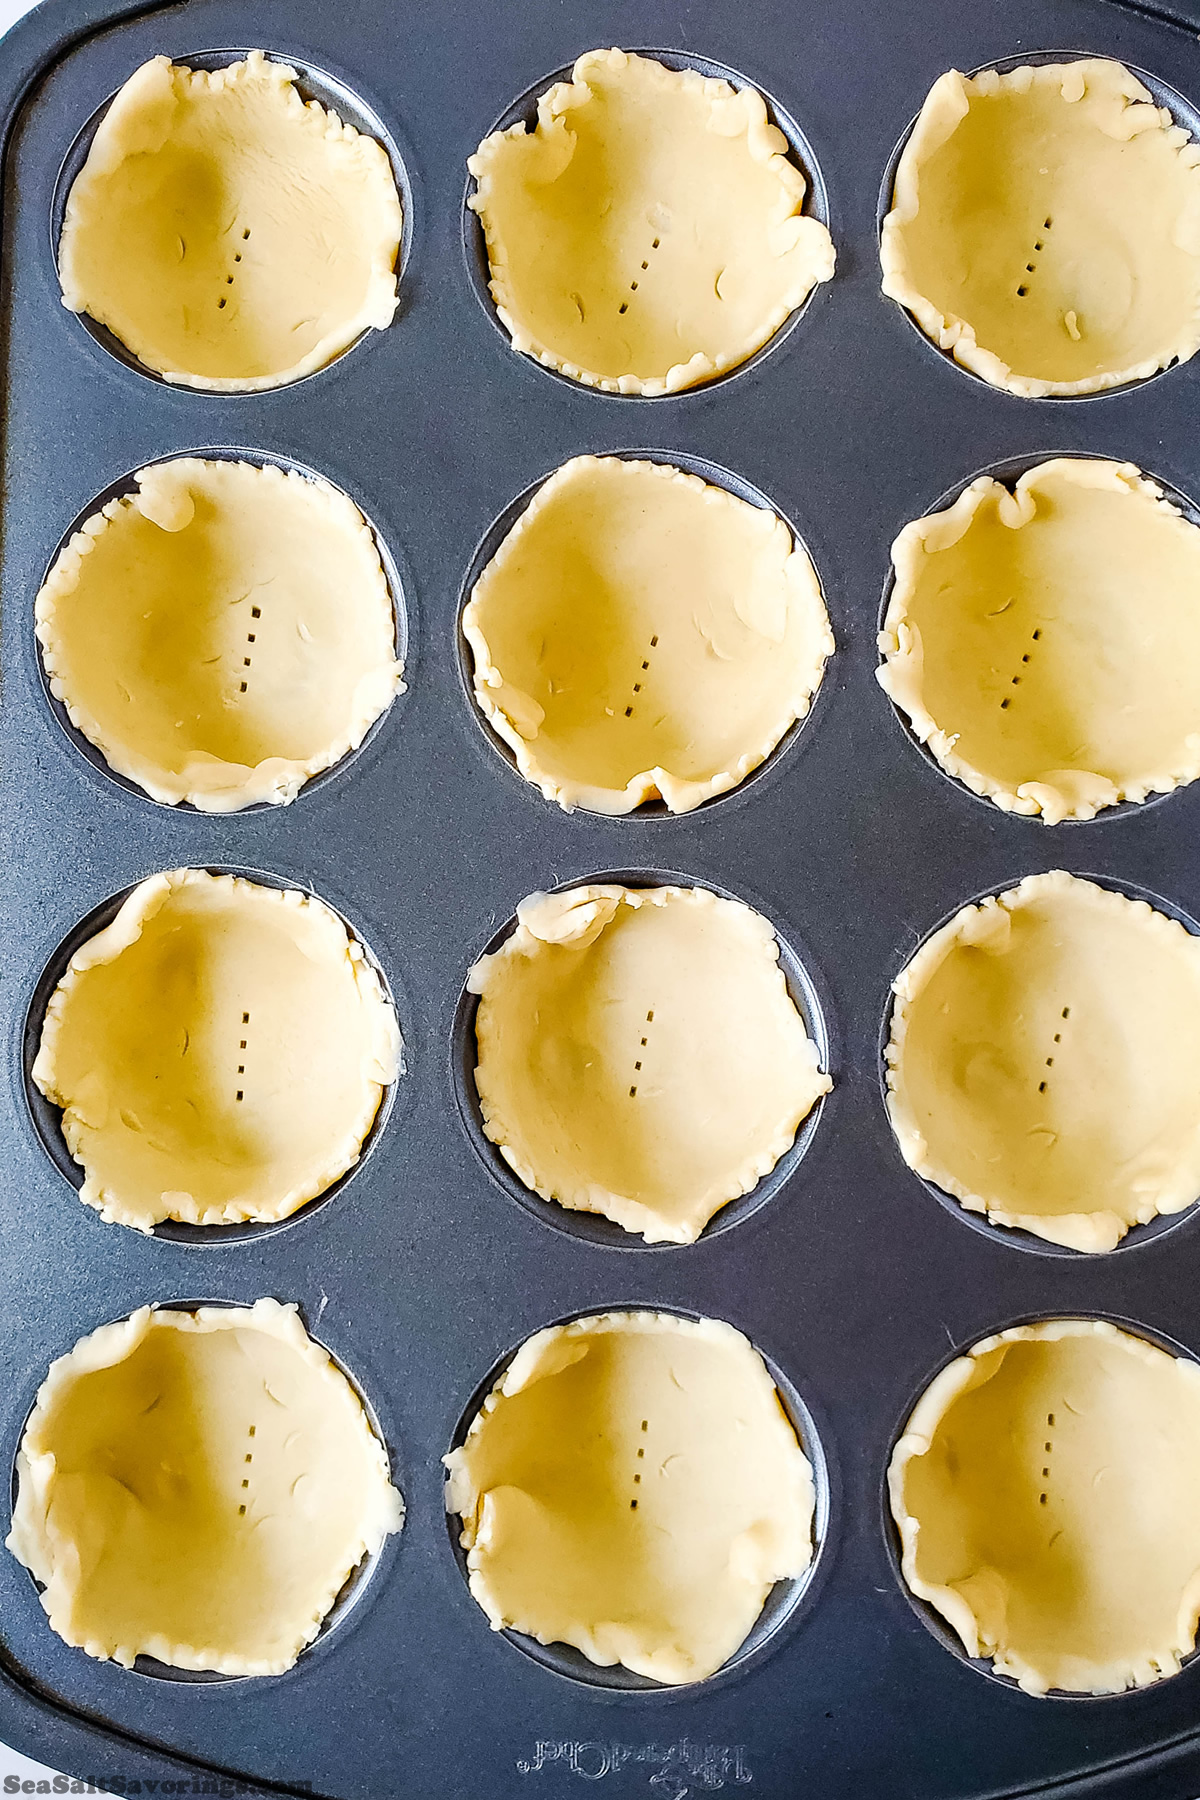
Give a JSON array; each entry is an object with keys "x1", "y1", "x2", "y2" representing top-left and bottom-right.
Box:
[{"x1": 4, "y1": 0, "x2": 1200, "y2": 1794}]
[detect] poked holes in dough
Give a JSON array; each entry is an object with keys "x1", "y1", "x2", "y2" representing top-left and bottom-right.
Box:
[
  {"x1": 629, "y1": 1008, "x2": 655, "y2": 1099},
  {"x1": 623, "y1": 634, "x2": 660, "y2": 721},
  {"x1": 239, "y1": 1421, "x2": 256, "y2": 1517},
  {"x1": 218, "y1": 225, "x2": 252, "y2": 315},
  {"x1": 999, "y1": 627, "x2": 1043, "y2": 713},
  {"x1": 631, "y1": 1415, "x2": 649, "y2": 1511},
  {"x1": 1016, "y1": 216, "x2": 1053, "y2": 299},
  {"x1": 235, "y1": 1009, "x2": 250, "y2": 1104},
  {"x1": 239, "y1": 598, "x2": 263, "y2": 697},
  {"x1": 1015, "y1": 217, "x2": 1080, "y2": 339},
  {"x1": 617, "y1": 234, "x2": 664, "y2": 319},
  {"x1": 1038, "y1": 1005, "x2": 1070, "y2": 1098}
]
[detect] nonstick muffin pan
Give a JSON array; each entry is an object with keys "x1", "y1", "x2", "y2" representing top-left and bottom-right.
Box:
[{"x1": 4, "y1": 0, "x2": 1200, "y2": 1795}]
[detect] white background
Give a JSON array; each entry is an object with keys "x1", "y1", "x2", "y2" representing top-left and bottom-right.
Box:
[{"x1": 0, "y1": 0, "x2": 129, "y2": 1791}]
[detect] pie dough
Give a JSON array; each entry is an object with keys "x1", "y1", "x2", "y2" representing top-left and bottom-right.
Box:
[
  {"x1": 36, "y1": 458, "x2": 403, "y2": 812},
  {"x1": 444, "y1": 1310, "x2": 814, "y2": 1683},
  {"x1": 467, "y1": 48, "x2": 835, "y2": 393},
  {"x1": 463, "y1": 456, "x2": 833, "y2": 815},
  {"x1": 6, "y1": 1299, "x2": 404, "y2": 1675},
  {"x1": 880, "y1": 60, "x2": 1200, "y2": 396},
  {"x1": 889, "y1": 1319, "x2": 1200, "y2": 1695},
  {"x1": 33, "y1": 868, "x2": 401, "y2": 1231},
  {"x1": 886, "y1": 871, "x2": 1200, "y2": 1252},
  {"x1": 467, "y1": 884, "x2": 830, "y2": 1243},
  {"x1": 58, "y1": 52, "x2": 403, "y2": 389},
  {"x1": 878, "y1": 459, "x2": 1200, "y2": 823}
]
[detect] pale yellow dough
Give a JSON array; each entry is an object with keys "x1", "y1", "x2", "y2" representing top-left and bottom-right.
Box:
[
  {"x1": 33, "y1": 869, "x2": 401, "y2": 1232},
  {"x1": 881, "y1": 60, "x2": 1200, "y2": 396},
  {"x1": 445, "y1": 1311, "x2": 814, "y2": 1683},
  {"x1": 886, "y1": 871, "x2": 1200, "y2": 1252},
  {"x1": 58, "y1": 52, "x2": 402, "y2": 389},
  {"x1": 36, "y1": 458, "x2": 403, "y2": 812},
  {"x1": 468, "y1": 885, "x2": 830, "y2": 1243},
  {"x1": 468, "y1": 48, "x2": 835, "y2": 393},
  {"x1": 878, "y1": 459, "x2": 1200, "y2": 824},
  {"x1": 6, "y1": 1299, "x2": 403, "y2": 1675},
  {"x1": 890, "y1": 1319, "x2": 1200, "y2": 1695},
  {"x1": 463, "y1": 456, "x2": 833, "y2": 815}
]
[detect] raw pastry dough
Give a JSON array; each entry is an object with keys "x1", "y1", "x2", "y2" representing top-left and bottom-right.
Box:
[
  {"x1": 58, "y1": 52, "x2": 402, "y2": 389},
  {"x1": 468, "y1": 884, "x2": 830, "y2": 1243},
  {"x1": 7, "y1": 1299, "x2": 403, "y2": 1675},
  {"x1": 881, "y1": 60, "x2": 1200, "y2": 396},
  {"x1": 444, "y1": 1310, "x2": 814, "y2": 1683},
  {"x1": 33, "y1": 868, "x2": 400, "y2": 1232},
  {"x1": 878, "y1": 459, "x2": 1200, "y2": 824},
  {"x1": 886, "y1": 871, "x2": 1200, "y2": 1252},
  {"x1": 463, "y1": 456, "x2": 833, "y2": 814},
  {"x1": 36, "y1": 458, "x2": 403, "y2": 812},
  {"x1": 468, "y1": 48, "x2": 835, "y2": 393},
  {"x1": 889, "y1": 1319, "x2": 1200, "y2": 1695}
]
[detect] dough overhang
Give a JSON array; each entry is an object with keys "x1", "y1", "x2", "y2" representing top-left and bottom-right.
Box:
[
  {"x1": 468, "y1": 48, "x2": 834, "y2": 394},
  {"x1": 6, "y1": 1298, "x2": 403, "y2": 1675},
  {"x1": 35, "y1": 457, "x2": 403, "y2": 812},
  {"x1": 463, "y1": 455, "x2": 833, "y2": 815},
  {"x1": 33, "y1": 868, "x2": 401, "y2": 1231},
  {"x1": 880, "y1": 60, "x2": 1200, "y2": 396},
  {"x1": 58, "y1": 52, "x2": 402, "y2": 390},
  {"x1": 445, "y1": 1310, "x2": 815, "y2": 1683},
  {"x1": 886, "y1": 870, "x2": 1200, "y2": 1251},
  {"x1": 889, "y1": 1319, "x2": 1200, "y2": 1695},
  {"x1": 468, "y1": 884, "x2": 830, "y2": 1243},
  {"x1": 878, "y1": 459, "x2": 1200, "y2": 823}
]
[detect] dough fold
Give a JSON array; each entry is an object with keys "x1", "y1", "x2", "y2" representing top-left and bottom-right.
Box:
[
  {"x1": 469, "y1": 48, "x2": 834, "y2": 393},
  {"x1": 7, "y1": 1299, "x2": 403, "y2": 1675},
  {"x1": 59, "y1": 52, "x2": 402, "y2": 389},
  {"x1": 889, "y1": 1319, "x2": 1200, "y2": 1694},
  {"x1": 463, "y1": 455, "x2": 833, "y2": 815},
  {"x1": 881, "y1": 60, "x2": 1200, "y2": 395},
  {"x1": 34, "y1": 868, "x2": 401, "y2": 1231},
  {"x1": 36, "y1": 457, "x2": 403, "y2": 812},
  {"x1": 468, "y1": 884, "x2": 829, "y2": 1243},
  {"x1": 886, "y1": 871, "x2": 1200, "y2": 1250},
  {"x1": 445, "y1": 1310, "x2": 814, "y2": 1683}
]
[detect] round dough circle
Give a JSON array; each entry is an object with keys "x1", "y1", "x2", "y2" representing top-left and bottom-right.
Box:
[
  {"x1": 36, "y1": 457, "x2": 404, "y2": 812},
  {"x1": 877, "y1": 459, "x2": 1200, "y2": 824},
  {"x1": 885, "y1": 871, "x2": 1200, "y2": 1252},
  {"x1": 444, "y1": 1310, "x2": 815, "y2": 1684},
  {"x1": 33, "y1": 868, "x2": 401, "y2": 1232},
  {"x1": 6, "y1": 1299, "x2": 404, "y2": 1675},
  {"x1": 58, "y1": 52, "x2": 403, "y2": 390},
  {"x1": 467, "y1": 47, "x2": 835, "y2": 394},
  {"x1": 463, "y1": 456, "x2": 834, "y2": 815},
  {"x1": 889, "y1": 1319, "x2": 1200, "y2": 1695},
  {"x1": 467, "y1": 884, "x2": 830, "y2": 1243},
  {"x1": 880, "y1": 60, "x2": 1200, "y2": 396}
]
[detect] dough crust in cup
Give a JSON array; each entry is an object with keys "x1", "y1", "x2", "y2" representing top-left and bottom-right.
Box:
[
  {"x1": 880, "y1": 59, "x2": 1200, "y2": 396},
  {"x1": 444, "y1": 1310, "x2": 815, "y2": 1684},
  {"x1": 468, "y1": 47, "x2": 835, "y2": 394},
  {"x1": 889, "y1": 1319, "x2": 1200, "y2": 1695},
  {"x1": 463, "y1": 456, "x2": 833, "y2": 815},
  {"x1": 35, "y1": 457, "x2": 403, "y2": 812},
  {"x1": 468, "y1": 884, "x2": 830, "y2": 1243},
  {"x1": 885, "y1": 871, "x2": 1200, "y2": 1251},
  {"x1": 58, "y1": 52, "x2": 402, "y2": 390},
  {"x1": 878, "y1": 459, "x2": 1200, "y2": 824},
  {"x1": 33, "y1": 868, "x2": 401, "y2": 1232},
  {"x1": 6, "y1": 1299, "x2": 404, "y2": 1675}
]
